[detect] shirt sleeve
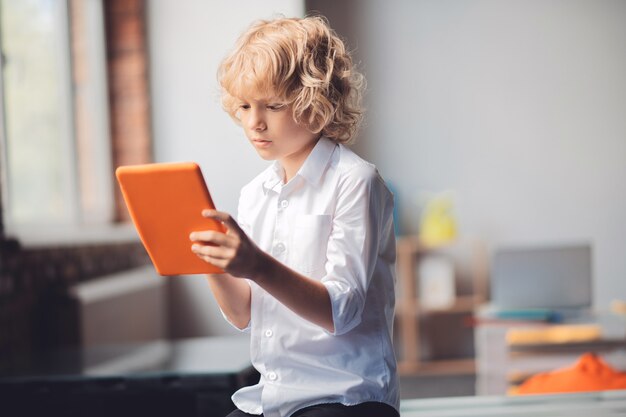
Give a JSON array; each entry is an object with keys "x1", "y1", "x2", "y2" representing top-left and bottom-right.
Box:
[
  {"x1": 218, "y1": 307, "x2": 251, "y2": 333},
  {"x1": 321, "y1": 164, "x2": 394, "y2": 336}
]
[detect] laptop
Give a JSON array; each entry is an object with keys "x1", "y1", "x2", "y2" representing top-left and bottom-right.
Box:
[{"x1": 491, "y1": 243, "x2": 592, "y2": 310}]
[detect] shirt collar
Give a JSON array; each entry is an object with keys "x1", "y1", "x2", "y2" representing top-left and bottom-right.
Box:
[
  {"x1": 262, "y1": 137, "x2": 337, "y2": 193},
  {"x1": 297, "y1": 137, "x2": 336, "y2": 186},
  {"x1": 262, "y1": 161, "x2": 284, "y2": 193}
]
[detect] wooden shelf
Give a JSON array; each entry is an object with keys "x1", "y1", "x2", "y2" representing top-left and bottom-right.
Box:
[
  {"x1": 398, "y1": 358, "x2": 476, "y2": 376},
  {"x1": 395, "y1": 236, "x2": 488, "y2": 376},
  {"x1": 396, "y1": 295, "x2": 480, "y2": 315}
]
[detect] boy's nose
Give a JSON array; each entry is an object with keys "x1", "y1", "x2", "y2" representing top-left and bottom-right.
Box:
[
  {"x1": 253, "y1": 121, "x2": 266, "y2": 131},
  {"x1": 247, "y1": 110, "x2": 266, "y2": 131}
]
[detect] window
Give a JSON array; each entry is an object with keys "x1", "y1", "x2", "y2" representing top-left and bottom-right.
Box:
[{"x1": 0, "y1": 0, "x2": 125, "y2": 244}]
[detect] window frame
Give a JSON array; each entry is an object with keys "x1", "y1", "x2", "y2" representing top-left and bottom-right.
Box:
[{"x1": 0, "y1": 0, "x2": 137, "y2": 246}]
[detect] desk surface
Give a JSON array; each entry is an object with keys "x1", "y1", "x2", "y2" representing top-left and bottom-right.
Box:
[
  {"x1": 0, "y1": 335, "x2": 252, "y2": 379},
  {"x1": 401, "y1": 390, "x2": 626, "y2": 417}
]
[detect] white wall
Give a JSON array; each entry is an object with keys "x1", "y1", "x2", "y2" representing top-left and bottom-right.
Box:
[
  {"x1": 148, "y1": 1, "x2": 626, "y2": 334},
  {"x1": 148, "y1": 1, "x2": 304, "y2": 337},
  {"x1": 311, "y1": 0, "x2": 626, "y2": 308}
]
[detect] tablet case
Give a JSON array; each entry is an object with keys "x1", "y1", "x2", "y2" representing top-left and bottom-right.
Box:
[{"x1": 116, "y1": 162, "x2": 226, "y2": 275}]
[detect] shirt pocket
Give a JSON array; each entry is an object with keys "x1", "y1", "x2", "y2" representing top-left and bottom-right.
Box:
[{"x1": 290, "y1": 214, "x2": 332, "y2": 276}]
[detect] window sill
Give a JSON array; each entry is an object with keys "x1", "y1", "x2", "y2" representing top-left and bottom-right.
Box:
[{"x1": 3, "y1": 223, "x2": 140, "y2": 248}]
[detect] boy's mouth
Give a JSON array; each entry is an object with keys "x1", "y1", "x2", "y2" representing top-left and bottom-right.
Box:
[{"x1": 252, "y1": 138, "x2": 272, "y2": 148}]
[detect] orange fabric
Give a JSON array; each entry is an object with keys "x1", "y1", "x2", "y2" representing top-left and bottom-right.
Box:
[
  {"x1": 116, "y1": 162, "x2": 226, "y2": 275},
  {"x1": 516, "y1": 353, "x2": 626, "y2": 395}
]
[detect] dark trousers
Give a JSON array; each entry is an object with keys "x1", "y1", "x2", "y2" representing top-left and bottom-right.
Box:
[{"x1": 226, "y1": 401, "x2": 399, "y2": 417}]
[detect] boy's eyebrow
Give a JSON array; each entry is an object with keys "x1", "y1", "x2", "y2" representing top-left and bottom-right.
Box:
[{"x1": 237, "y1": 96, "x2": 286, "y2": 104}]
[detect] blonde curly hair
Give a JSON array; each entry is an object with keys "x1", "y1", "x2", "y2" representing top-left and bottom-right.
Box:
[{"x1": 218, "y1": 16, "x2": 365, "y2": 144}]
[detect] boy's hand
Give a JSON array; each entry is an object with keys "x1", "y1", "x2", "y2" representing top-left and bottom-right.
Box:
[{"x1": 190, "y1": 209, "x2": 263, "y2": 278}]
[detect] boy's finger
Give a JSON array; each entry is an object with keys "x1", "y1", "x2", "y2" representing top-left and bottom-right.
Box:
[
  {"x1": 191, "y1": 244, "x2": 231, "y2": 260},
  {"x1": 189, "y1": 230, "x2": 232, "y2": 246},
  {"x1": 201, "y1": 209, "x2": 225, "y2": 219},
  {"x1": 202, "y1": 210, "x2": 244, "y2": 235}
]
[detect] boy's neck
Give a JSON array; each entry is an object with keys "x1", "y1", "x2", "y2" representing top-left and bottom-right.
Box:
[{"x1": 280, "y1": 136, "x2": 321, "y2": 183}]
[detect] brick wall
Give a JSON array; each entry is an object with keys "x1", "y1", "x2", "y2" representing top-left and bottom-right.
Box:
[
  {"x1": 0, "y1": 0, "x2": 153, "y2": 374},
  {"x1": 105, "y1": 0, "x2": 153, "y2": 222}
]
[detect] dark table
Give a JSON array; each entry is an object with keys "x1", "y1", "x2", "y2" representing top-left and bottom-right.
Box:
[{"x1": 0, "y1": 336, "x2": 257, "y2": 417}]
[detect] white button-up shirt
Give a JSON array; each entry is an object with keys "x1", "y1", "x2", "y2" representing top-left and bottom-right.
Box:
[{"x1": 229, "y1": 137, "x2": 399, "y2": 417}]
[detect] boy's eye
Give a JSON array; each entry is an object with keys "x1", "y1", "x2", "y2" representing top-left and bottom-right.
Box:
[
  {"x1": 239, "y1": 104, "x2": 250, "y2": 110},
  {"x1": 267, "y1": 103, "x2": 286, "y2": 111}
]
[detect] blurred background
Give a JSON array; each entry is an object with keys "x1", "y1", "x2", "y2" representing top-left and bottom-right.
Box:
[{"x1": 1, "y1": 0, "x2": 625, "y2": 410}]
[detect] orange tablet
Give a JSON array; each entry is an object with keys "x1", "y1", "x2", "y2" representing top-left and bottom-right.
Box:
[{"x1": 116, "y1": 162, "x2": 226, "y2": 276}]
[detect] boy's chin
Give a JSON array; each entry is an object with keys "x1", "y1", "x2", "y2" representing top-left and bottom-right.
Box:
[{"x1": 254, "y1": 150, "x2": 276, "y2": 161}]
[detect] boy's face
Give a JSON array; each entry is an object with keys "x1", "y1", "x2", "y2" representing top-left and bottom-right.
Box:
[{"x1": 237, "y1": 93, "x2": 319, "y2": 170}]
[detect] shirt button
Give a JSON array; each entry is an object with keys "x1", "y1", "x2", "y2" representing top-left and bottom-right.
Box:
[
  {"x1": 280, "y1": 200, "x2": 289, "y2": 209},
  {"x1": 265, "y1": 329, "x2": 273, "y2": 338},
  {"x1": 268, "y1": 371, "x2": 277, "y2": 381},
  {"x1": 273, "y1": 242, "x2": 285, "y2": 255}
]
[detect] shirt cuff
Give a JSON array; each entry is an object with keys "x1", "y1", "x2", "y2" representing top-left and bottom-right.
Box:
[
  {"x1": 322, "y1": 279, "x2": 364, "y2": 336},
  {"x1": 219, "y1": 308, "x2": 251, "y2": 333}
]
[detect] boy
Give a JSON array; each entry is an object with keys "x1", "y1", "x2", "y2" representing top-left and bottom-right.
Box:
[{"x1": 190, "y1": 16, "x2": 399, "y2": 417}]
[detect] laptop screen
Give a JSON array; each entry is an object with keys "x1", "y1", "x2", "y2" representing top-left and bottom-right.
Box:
[{"x1": 491, "y1": 244, "x2": 592, "y2": 309}]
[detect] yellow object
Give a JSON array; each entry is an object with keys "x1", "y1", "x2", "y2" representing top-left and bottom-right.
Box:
[
  {"x1": 419, "y1": 192, "x2": 457, "y2": 246},
  {"x1": 506, "y1": 324, "x2": 602, "y2": 346}
]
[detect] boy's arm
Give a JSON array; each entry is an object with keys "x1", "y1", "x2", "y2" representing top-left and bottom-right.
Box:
[
  {"x1": 205, "y1": 273, "x2": 251, "y2": 330},
  {"x1": 253, "y1": 251, "x2": 334, "y2": 333},
  {"x1": 191, "y1": 210, "x2": 334, "y2": 333}
]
